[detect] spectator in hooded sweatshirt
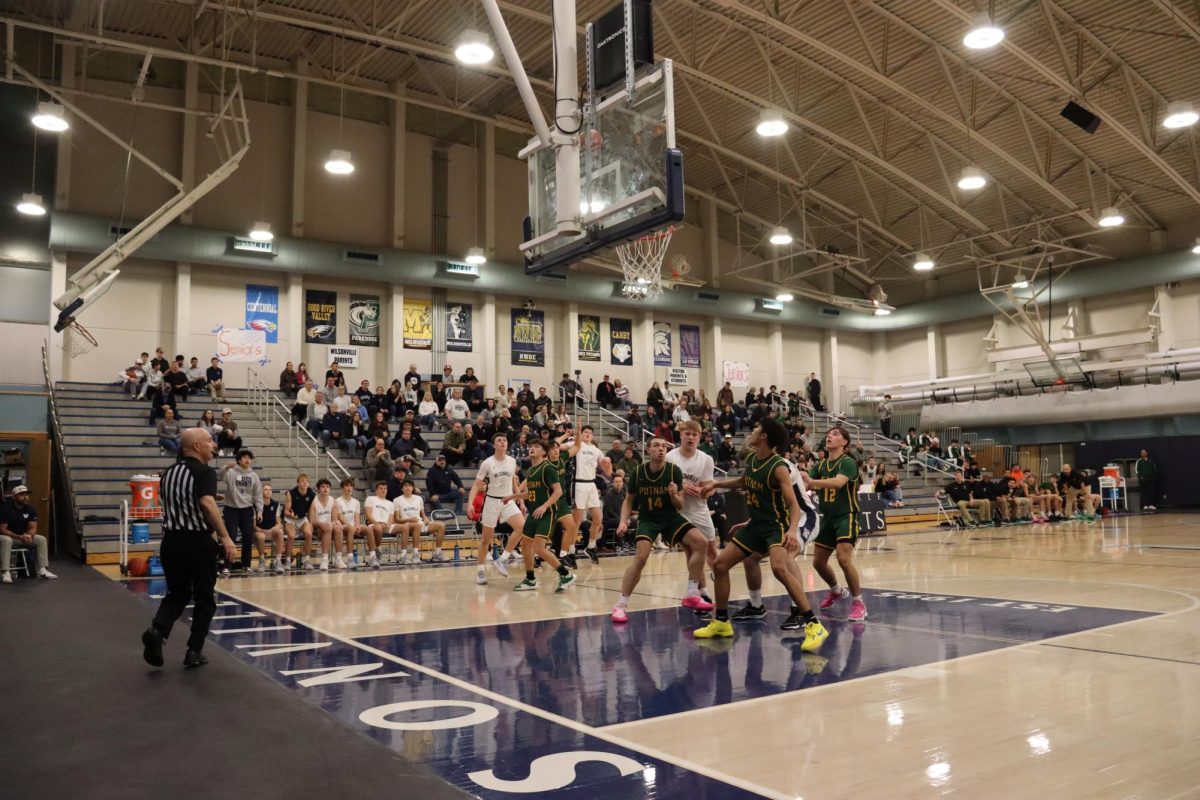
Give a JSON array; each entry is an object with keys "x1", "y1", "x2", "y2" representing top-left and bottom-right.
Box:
[{"x1": 220, "y1": 449, "x2": 263, "y2": 573}]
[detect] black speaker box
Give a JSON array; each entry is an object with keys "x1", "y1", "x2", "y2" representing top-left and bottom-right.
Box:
[{"x1": 1061, "y1": 100, "x2": 1101, "y2": 134}]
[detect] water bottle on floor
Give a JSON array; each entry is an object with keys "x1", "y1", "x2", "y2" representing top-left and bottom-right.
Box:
[{"x1": 453, "y1": 543, "x2": 460, "y2": 561}]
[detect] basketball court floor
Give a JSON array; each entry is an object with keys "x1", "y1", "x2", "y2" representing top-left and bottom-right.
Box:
[{"x1": 118, "y1": 513, "x2": 1200, "y2": 799}]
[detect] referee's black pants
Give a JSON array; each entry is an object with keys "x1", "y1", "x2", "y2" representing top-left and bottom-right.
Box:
[
  {"x1": 152, "y1": 532, "x2": 220, "y2": 652},
  {"x1": 223, "y1": 506, "x2": 256, "y2": 568}
]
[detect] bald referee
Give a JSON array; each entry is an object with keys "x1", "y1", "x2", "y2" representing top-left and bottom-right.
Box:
[{"x1": 142, "y1": 428, "x2": 237, "y2": 668}]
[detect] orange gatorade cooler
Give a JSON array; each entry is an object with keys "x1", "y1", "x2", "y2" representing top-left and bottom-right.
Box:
[
  {"x1": 1103, "y1": 465, "x2": 1120, "y2": 480},
  {"x1": 130, "y1": 475, "x2": 161, "y2": 518}
]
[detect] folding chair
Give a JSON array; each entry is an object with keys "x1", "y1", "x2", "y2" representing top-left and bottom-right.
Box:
[
  {"x1": 428, "y1": 508, "x2": 459, "y2": 560},
  {"x1": 936, "y1": 493, "x2": 969, "y2": 530}
]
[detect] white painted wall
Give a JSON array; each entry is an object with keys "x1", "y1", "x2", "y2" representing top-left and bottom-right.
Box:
[
  {"x1": 1170, "y1": 279, "x2": 1200, "y2": 347},
  {"x1": 881, "y1": 328, "x2": 928, "y2": 384},
  {"x1": 941, "y1": 317, "x2": 992, "y2": 377}
]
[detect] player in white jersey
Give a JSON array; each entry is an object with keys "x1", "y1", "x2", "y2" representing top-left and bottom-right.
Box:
[
  {"x1": 334, "y1": 478, "x2": 371, "y2": 569},
  {"x1": 467, "y1": 433, "x2": 524, "y2": 585},
  {"x1": 564, "y1": 425, "x2": 612, "y2": 563},
  {"x1": 394, "y1": 480, "x2": 447, "y2": 564},
  {"x1": 306, "y1": 478, "x2": 337, "y2": 571},
  {"x1": 724, "y1": 448, "x2": 821, "y2": 621},
  {"x1": 364, "y1": 481, "x2": 398, "y2": 568},
  {"x1": 667, "y1": 420, "x2": 718, "y2": 606}
]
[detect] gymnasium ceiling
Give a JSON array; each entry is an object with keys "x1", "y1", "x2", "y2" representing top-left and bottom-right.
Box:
[{"x1": 4, "y1": 0, "x2": 1200, "y2": 306}]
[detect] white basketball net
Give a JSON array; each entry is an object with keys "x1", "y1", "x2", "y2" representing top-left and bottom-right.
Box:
[
  {"x1": 62, "y1": 320, "x2": 98, "y2": 359},
  {"x1": 616, "y1": 226, "x2": 673, "y2": 301}
]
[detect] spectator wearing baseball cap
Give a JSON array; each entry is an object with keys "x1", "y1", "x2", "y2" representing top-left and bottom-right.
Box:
[
  {"x1": 1, "y1": 485, "x2": 56, "y2": 582},
  {"x1": 426, "y1": 453, "x2": 465, "y2": 515},
  {"x1": 716, "y1": 434, "x2": 740, "y2": 472}
]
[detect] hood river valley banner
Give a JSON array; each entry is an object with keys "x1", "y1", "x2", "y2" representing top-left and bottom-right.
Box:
[{"x1": 304, "y1": 290, "x2": 337, "y2": 344}]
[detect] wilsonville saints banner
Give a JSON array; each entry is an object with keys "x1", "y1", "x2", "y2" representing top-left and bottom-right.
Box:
[
  {"x1": 304, "y1": 290, "x2": 337, "y2": 344},
  {"x1": 511, "y1": 309, "x2": 545, "y2": 366},
  {"x1": 446, "y1": 303, "x2": 473, "y2": 352},
  {"x1": 610, "y1": 318, "x2": 633, "y2": 365}
]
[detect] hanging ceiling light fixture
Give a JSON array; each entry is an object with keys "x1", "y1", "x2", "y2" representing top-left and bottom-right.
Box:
[
  {"x1": 16, "y1": 192, "x2": 46, "y2": 216},
  {"x1": 1012, "y1": 274, "x2": 1030, "y2": 289},
  {"x1": 874, "y1": 307, "x2": 893, "y2": 316},
  {"x1": 957, "y1": 165, "x2": 987, "y2": 190},
  {"x1": 1097, "y1": 207, "x2": 1125, "y2": 228},
  {"x1": 324, "y1": 148, "x2": 354, "y2": 175},
  {"x1": 465, "y1": 247, "x2": 487, "y2": 266},
  {"x1": 1162, "y1": 100, "x2": 1199, "y2": 129},
  {"x1": 913, "y1": 252, "x2": 935, "y2": 271},
  {"x1": 756, "y1": 110, "x2": 788, "y2": 137},
  {"x1": 776, "y1": 292, "x2": 794, "y2": 302},
  {"x1": 248, "y1": 221, "x2": 274, "y2": 242},
  {"x1": 31, "y1": 101, "x2": 69, "y2": 132},
  {"x1": 963, "y1": 13, "x2": 1005, "y2": 50},
  {"x1": 768, "y1": 226, "x2": 793, "y2": 245},
  {"x1": 454, "y1": 29, "x2": 494, "y2": 65},
  {"x1": 1192, "y1": 238, "x2": 1200, "y2": 255}
]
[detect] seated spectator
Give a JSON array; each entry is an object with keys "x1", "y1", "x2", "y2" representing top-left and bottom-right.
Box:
[
  {"x1": 605, "y1": 438, "x2": 625, "y2": 465},
  {"x1": 304, "y1": 391, "x2": 329, "y2": 439},
  {"x1": 510, "y1": 431, "x2": 531, "y2": 468},
  {"x1": 613, "y1": 378, "x2": 631, "y2": 410},
  {"x1": 654, "y1": 417, "x2": 674, "y2": 444},
  {"x1": 716, "y1": 404, "x2": 738, "y2": 437},
  {"x1": 148, "y1": 382, "x2": 176, "y2": 425},
  {"x1": 185, "y1": 357, "x2": 207, "y2": 394},
  {"x1": 383, "y1": 381, "x2": 404, "y2": 419},
  {"x1": 0, "y1": 485, "x2": 56, "y2": 583},
  {"x1": 331, "y1": 385, "x2": 352, "y2": 414},
  {"x1": 122, "y1": 352, "x2": 150, "y2": 398},
  {"x1": 295, "y1": 361, "x2": 310, "y2": 388},
  {"x1": 550, "y1": 403, "x2": 572, "y2": 431},
  {"x1": 616, "y1": 446, "x2": 641, "y2": 478},
  {"x1": 874, "y1": 471, "x2": 904, "y2": 507},
  {"x1": 941, "y1": 470, "x2": 988, "y2": 524},
  {"x1": 558, "y1": 372, "x2": 579, "y2": 404},
  {"x1": 350, "y1": 395, "x2": 369, "y2": 426},
  {"x1": 440, "y1": 364, "x2": 456, "y2": 385},
  {"x1": 480, "y1": 398, "x2": 498, "y2": 422},
  {"x1": 596, "y1": 375, "x2": 616, "y2": 409},
  {"x1": 354, "y1": 379, "x2": 373, "y2": 406},
  {"x1": 289, "y1": 380, "x2": 313, "y2": 427},
  {"x1": 366, "y1": 411, "x2": 389, "y2": 444},
  {"x1": 402, "y1": 363, "x2": 422, "y2": 394},
  {"x1": 217, "y1": 407, "x2": 243, "y2": 455},
  {"x1": 672, "y1": 403, "x2": 691, "y2": 424},
  {"x1": 150, "y1": 347, "x2": 169, "y2": 374},
  {"x1": 964, "y1": 457, "x2": 982, "y2": 480},
  {"x1": 444, "y1": 389, "x2": 470, "y2": 426},
  {"x1": 900, "y1": 428, "x2": 919, "y2": 465},
  {"x1": 516, "y1": 405, "x2": 535, "y2": 430},
  {"x1": 417, "y1": 391, "x2": 439, "y2": 429},
  {"x1": 140, "y1": 362, "x2": 164, "y2": 401},
  {"x1": 325, "y1": 361, "x2": 345, "y2": 388},
  {"x1": 206, "y1": 357, "x2": 227, "y2": 401},
  {"x1": 626, "y1": 405, "x2": 644, "y2": 442},
  {"x1": 279, "y1": 362, "x2": 299, "y2": 397},
  {"x1": 157, "y1": 408, "x2": 182, "y2": 455},
  {"x1": 425, "y1": 453, "x2": 465, "y2": 515},
  {"x1": 698, "y1": 432, "x2": 716, "y2": 458},
  {"x1": 320, "y1": 409, "x2": 357, "y2": 458},
  {"x1": 389, "y1": 426, "x2": 424, "y2": 465},
  {"x1": 197, "y1": 409, "x2": 220, "y2": 443},
  {"x1": 462, "y1": 424, "x2": 484, "y2": 465},
  {"x1": 515, "y1": 383, "x2": 533, "y2": 410},
  {"x1": 493, "y1": 408, "x2": 513, "y2": 437},
  {"x1": 603, "y1": 474, "x2": 627, "y2": 549},
  {"x1": 441, "y1": 421, "x2": 469, "y2": 466},
  {"x1": 716, "y1": 433, "x2": 739, "y2": 471},
  {"x1": 646, "y1": 382, "x2": 664, "y2": 415},
  {"x1": 365, "y1": 437, "x2": 395, "y2": 483}
]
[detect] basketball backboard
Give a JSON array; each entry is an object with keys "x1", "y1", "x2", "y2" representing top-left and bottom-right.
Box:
[{"x1": 1024, "y1": 357, "x2": 1089, "y2": 387}]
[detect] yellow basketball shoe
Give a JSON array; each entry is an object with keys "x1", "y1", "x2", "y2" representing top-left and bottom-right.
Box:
[
  {"x1": 801, "y1": 619, "x2": 829, "y2": 652},
  {"x1": 693, "y1": 618, "x2": 734, "y2": 639}
]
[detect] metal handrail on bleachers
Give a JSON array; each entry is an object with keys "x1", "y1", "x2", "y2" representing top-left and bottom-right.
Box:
[
  {"x1": 41, "y1": 344, "x2": 82, "y2": 551},
  {"x1": 244, "y1": 368, "x2": 352, "y2": 486}
]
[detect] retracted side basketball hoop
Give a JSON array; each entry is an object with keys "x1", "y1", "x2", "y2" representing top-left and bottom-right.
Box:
[{"x1": 62, "y1": 318, "x2": 98, "y2": 359}]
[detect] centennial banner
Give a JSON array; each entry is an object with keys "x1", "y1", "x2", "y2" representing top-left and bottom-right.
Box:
[
  {"x1": 244, "y1": 285, "x2": 279, "y2": 343},
  {"x1": 679, "y1": 324, "x2": 701, "y2": 369},
  {"x1": 403, "y1": 297, "x2": 432, "y2": 350},
  {"x1": 610, "y1": 317, "x2": 633, "y2": 365},
  {"x1": 653, "y1": 322, "x2": 672, "y2": 366},
  {"x1": 304, "y1": 290, "x2": 337, "y2": 344},
  {"x1": 578, "y1": 314, "x2": 601, "y2": 361},
  {"x1": 446, "y1": 302, "x2": 473, "y2": 352},
  {"x1": 348, "y1": 294, "x2": 381, "y2": 347},
  {"x1": 511, "y1": 309, "x2": 545, "y2": 366}
]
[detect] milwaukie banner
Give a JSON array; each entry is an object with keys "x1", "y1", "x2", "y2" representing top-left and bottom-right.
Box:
[
  {"x1": 578, "y1": 314, "x2": 601, "y2": 361},
  {"x1": 653, "y1": 322, "x2": 672, "y2": 366},
  {"x1": 511, "y1": 309, "x2": 545, "y2": 366},
  {"x1": 244, "y1": 284, "x2": 279, "y2": 343},
  {"x1": 446, "y1": 302, "x2": 473, "y2": 352},
  {"x1": 403, "y1": 297, "x2": 432, "y2": 350},
  {"x1": 610, "y1": 318, "x2": 633, "y2": 365},
  {"x1": 304, "y1": 290, "x2": 337, "y2": 344},
  {"x1": 347, "y1": 294, "x2": 380, "y2": 347},
  {"x1": 680, "y1": 324, "x2": 701, "y2": 368}
]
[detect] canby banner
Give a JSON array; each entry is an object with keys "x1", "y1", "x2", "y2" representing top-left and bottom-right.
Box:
[
  {"x1": 244, "y1": 285, "x2": 279, "y2": 343},
  {"x1": 610, "y1": 317, "x2": 633, "y2": 365},
  {"x1": 511, "y1": 309, "x2": 545, "y2": 367},
  {"x1": 348, "y1": 294, "x2": 381, "y2": 347},
  {"x1": 304, "y1": 290, "x2": 336, "y2": 344},
  {"x1": 578, "y1": 314, "x2": 601, "y2": 362},
  {"x1": 403, "y1": 297, "x2": 432, "y2": 350},
  {"x1": 446, "y1": 303, "x2": 473, "y2": 352}
]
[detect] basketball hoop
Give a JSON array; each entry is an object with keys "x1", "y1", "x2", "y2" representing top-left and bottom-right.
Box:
[
  {"x1": 616, "y1": 226, "x2": 673, "y2": 301},
  {"x1": 62, "y1": 319, "x2": 98, "y2": 359}
]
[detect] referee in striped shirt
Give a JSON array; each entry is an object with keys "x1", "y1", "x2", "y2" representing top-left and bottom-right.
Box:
[{"x1": 142, "y1": 428, "x2": 237, "y2": 668}]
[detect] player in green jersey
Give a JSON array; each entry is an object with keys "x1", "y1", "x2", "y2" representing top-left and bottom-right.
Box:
[
  {"x1": 694, "y1": 419, "x2": 829, "y2": 650},
  {"x1": 547, "y1": 440, "x2": 581, "y2": 569},
  {"x1": 511, "y1": 440, "x2": 576, "y2": 594},
  {"x1": 610, "y1": 438, "x2": 711, "y2": 624},
  {"x1": 802, "y1": 425, "x2": 867, "y2": 622}
]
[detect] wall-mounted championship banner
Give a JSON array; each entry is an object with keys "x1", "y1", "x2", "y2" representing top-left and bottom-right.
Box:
[
  {"x1": 304, "y1": 290, "x2": 337, "y2": 344},
  {"x1": 610, "y1": 317, "x2": 633, "y2": 365},
  {"x1": 348, "y1": 294, "x2": 381, "y2": 347},
  {"x1": 680, "y1": 324, "x2": 701, "y2": 369},
  {"x1": 511, "y1": 309, "x2": 545, "y2": 367},
  {"x1": 446, "y1": 302, "x2": 473, "y2": 352},
  {"x1": 403, "y1": 297, "x2": 432, "y2": 350},
  {"x1": 653, "y1": 322, "x2": 672, "y2": 366},
  {"x1": 244, "y1": 285, "x2": 279, "y2": 343},
  {"x1": 578, "y1": 314, "x2": 601, "y2": 361}
]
